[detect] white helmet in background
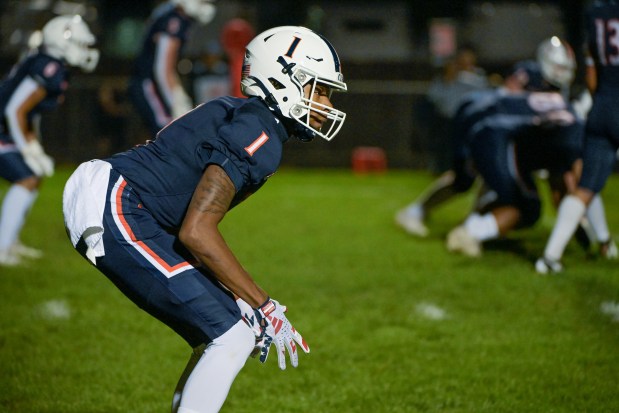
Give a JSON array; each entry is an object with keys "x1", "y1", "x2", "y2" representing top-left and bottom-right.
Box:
[
  {"x1": 42, "y1": 15, "x2": 99, "y2": 72},
  {"x1": 536, "y1": 36, "x2": 576, "y2": 89},
  {"x1": 172, "y1": 0, "x2": 216, "y2": 25},
  {"x1": 241, "y1": 26, "x2": 347, "y2": 141}
]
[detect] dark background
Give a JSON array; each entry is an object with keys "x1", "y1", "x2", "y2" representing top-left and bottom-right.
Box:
[{"x1": 0, "y1": 0, "x2": 592, "y2": 169}]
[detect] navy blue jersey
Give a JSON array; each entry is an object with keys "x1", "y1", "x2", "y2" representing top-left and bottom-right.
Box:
[
  {"x1": 451, "y1": 60, "x2": 546, "y2": 144},
  {"x1": 470, "y1": 91, "x2": 583, "y2": 173},
  {"x1": 107, "y1": 96, "x2": 289, "y2": 228},
  {"x1": 131, "y1": 3, "x2": 192, "y2": 81},
  {"x1": 473, "y1": 92, "x2": 577, "y2": 136},
  {"x1": 453, "y1": 87, "x2": 512, "y2": 145},
  {"x1": 576, "y1": 1, "x2": 619, "y2": 192},
  {"x1": 451, "y1": 88, "x2": 527, "y2": 191},
  {"x1": 0, "y1": 50, "x2": 68, "y2": 145},
  {"x1": 586, "y1": 0, "x2": 619, "y2": 92}
]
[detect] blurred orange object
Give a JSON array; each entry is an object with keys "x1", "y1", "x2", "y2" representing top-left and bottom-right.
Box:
[
  {"x1": 351, "y1": 146, "x2": 387, "y2": 173},
  {"x1": 221, "y1": 18, "x2": 255, "y2": 98}
]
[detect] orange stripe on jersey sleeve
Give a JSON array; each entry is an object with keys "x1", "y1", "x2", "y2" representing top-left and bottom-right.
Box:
[{"x1": 244, "y1": 131, "x2": 269, "y2": 156}]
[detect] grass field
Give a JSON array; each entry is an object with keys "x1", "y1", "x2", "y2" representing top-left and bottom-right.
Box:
[{"x1": 1, "y1": 165, "x2": 619, "y2": 413}]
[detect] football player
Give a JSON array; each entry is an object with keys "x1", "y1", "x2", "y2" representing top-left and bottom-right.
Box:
[
  {"x1": 536, "y1": 1, "x2": 619, "y2": 273},
  {"x1": 445, "y1": 37, "x2": 585, "y2": 257},
  {"x1": 395, "y1": 60, "x2": 544, "y2": 237},
  {"x1": 0, "y1": 15, "x2": 98, "y2": 266},
  {"x1": 63, "y1": 26, "x2": 346, "y2": 413},
  {"x1": 127, "y1": 0, "x2": 216, "y2": 138}
]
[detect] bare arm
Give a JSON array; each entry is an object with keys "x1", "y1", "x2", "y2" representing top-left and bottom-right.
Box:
[
  {"x1": 584, "y1": 47, "x2": 597, "y2": 94},
  {"x1": 179, "y1": 164, "x2": 269, "y2": 308}
]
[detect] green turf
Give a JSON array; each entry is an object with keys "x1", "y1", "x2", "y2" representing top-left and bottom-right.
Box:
[{"x1": 1, "y1": 166, "x2": 618, "y2": 413}]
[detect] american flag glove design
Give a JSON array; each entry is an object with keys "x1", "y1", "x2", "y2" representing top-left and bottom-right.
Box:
[
  {"x1": 236, "y1": 297, "x2": 272, "y2": 359},
  {"x1": 257, "y1": 298, "x2": 310, "y2": 370}
]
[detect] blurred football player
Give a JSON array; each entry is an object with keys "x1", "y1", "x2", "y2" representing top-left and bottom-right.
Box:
[
  {"x1": 536, "y1": 2, "x2": 619, "y2": 273},
  {"x1": 395, "y1": 60, "x2": 542, "y2": 237},
  {"x1": 0, "y1": 15, "x2": 98, "y2": 266},
  {"x1": 63, "y1": 26, "x2": 346, "y2": 412},
  {"x1": 128, "y1": 0, "x2": 217, "y2": 137},
  {"x1": 445, "y1": 37, "x2": 585, "y2": 257}
]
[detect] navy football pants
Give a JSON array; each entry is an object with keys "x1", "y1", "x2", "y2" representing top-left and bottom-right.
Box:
[
  {"x1": 89, "y1": 169, "x2": 240, "y2": 347},
  {"x1": 579, "y1": 94, "x2": 619, "y2": 193}
]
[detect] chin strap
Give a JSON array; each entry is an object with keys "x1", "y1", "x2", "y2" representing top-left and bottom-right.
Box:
[{"x1": 292, "y1": 121, "x2": 315, "y2": 142}]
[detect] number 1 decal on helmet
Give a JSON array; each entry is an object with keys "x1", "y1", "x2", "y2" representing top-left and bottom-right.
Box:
[{"x1": 285, "y1": 37, "x2": 302, "y2": 57}]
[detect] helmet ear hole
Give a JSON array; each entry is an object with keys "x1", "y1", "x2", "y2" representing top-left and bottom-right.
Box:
[
  {"x1": 268, "y1": 78, "x2": 286, "y2": 90},
  {"x1": 291, "y1": 105, "x2": 304, "y2": 117}
]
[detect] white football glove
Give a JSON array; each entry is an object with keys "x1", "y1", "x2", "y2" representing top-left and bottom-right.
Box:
[
  {"x1": 171, "y1": 87, "x2": 193, "y2": 119},
  {"x1": 21, "y1": 140, "x2": 54, "y2": 177},
  {"x1": 257, "y1": 298, "x2": 310, "y2": 370},
  {"x1": 236, "y1": 297, "x2": 273, "y2": 359}
]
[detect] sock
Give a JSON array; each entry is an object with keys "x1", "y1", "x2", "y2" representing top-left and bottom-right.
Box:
[
  {"x1": 464, "y1": 212, "x2": 499, "y2": 242},
  {"x1": 405, "y1": 203, "x2": 424, "y2": 220},
  {"x1": 178, "y1": 320, "x2": 254, "y2": 413},
  {"x1": 585, "y1": 194, "x2": 610, "y2": 243},
  {"x1": 544, "y1": 195, "x2": 586, "y2": 261},
  {"x1": 0, "y1": 185, "x2": 37, "y2": 251},
  {"x1": 172, "y1": 344, "x2": 207, "y2": 413}
]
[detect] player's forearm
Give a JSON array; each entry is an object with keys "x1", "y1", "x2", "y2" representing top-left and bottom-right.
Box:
[
  {"x1": 185, "y1": 231, "x2": 268, "y2": 308},
  {"x1": 181, "y1": 164, "x2": 269, "y2": 308}
]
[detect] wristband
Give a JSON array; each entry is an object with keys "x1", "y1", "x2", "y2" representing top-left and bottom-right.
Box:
[{"x1": 258, "y1": 297, "x2": 275, "y2": 317}]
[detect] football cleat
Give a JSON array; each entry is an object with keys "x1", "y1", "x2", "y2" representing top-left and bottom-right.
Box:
[
  {"x1": 600, "y1": 239, "x2": 618, "y2": 260},
  {"x1": 535, "y1": 257, "x2": 563, "y2": 274},
  {"x1": 395, "y1": 209, "x2": 429, "y2": 237},
  {"x1": 11, "y1": 243, "x2": 43, "y2": 259},
  {"x1": 446, "y1": 225, "x2": 482, "y2": 257},
  {"x1": 0, "y1": 249, "x2": 22, "y2": 267}
]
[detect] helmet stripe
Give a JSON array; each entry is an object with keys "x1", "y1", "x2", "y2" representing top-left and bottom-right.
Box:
[{"x1": 316, "y1": 33, "x2": 341, "y2": 72}]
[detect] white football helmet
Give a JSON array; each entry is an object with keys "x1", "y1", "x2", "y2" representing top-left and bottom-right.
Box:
[
  {"x1": 536, "y1": 36, "x2": 576, "y2": 89},
  {"x1": 241, "y1": 26, "x2": 347, "y2": 141},
  {"x1": 172, "y1": 0, "x2": 216, "y2": 25},
  {"x1": 42, "y1": 15, "x2": 99, "y2": 72}
]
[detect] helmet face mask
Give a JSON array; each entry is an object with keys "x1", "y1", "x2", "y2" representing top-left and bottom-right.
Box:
[
  {"x1": 173, "y1": 0, "x2": 216, "y2": 25},
  {"x1": 42, "y1": 15, "x2": 99, "y2": 72},
  {"x1": 289, "y1": 67, "x2": 346, "y2": 141},
  {"x1": 241, "y1": 26, "x2": 347, "y2": 141},
  {"x1": 536, "y1": 36, "x2": 576, "y2": 89}
]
